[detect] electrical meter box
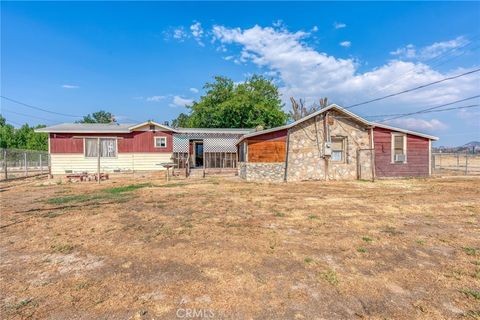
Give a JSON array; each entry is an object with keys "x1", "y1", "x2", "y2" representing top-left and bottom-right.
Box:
[{"x1": 324, "y1": 142, "x2": 332, "y2": 156}]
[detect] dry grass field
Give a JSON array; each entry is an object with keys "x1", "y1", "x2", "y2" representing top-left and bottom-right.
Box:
[{"x1": 1, "y1": 174, "x2": 479, "y2": 319}]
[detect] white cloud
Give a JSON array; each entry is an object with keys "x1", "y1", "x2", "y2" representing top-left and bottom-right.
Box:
[
  {"x1": 173, "y1": 27, "x2": 187, "y2": 41},
  {"x1": 386, "y1": 118, "x2": 448, "y2": 132},
  {"x1": 189, "y1": 87, "x2": 199, "y2": 93},
  {"x1": 146, "y1": 95, "x2": 166, "y2": 102},
  {"x1": 334, "y1": 22, "x2": 346, "y2": 29},
  {"x1": 170, "y1": 96, "x2": 193, "y2": 107},
  {"x1": 190, "y1": 22, "x2": 204, "y2": 46},
  {"x1": 390, "y1": 44, "x2": 416, "y2": 59},
  {"x1": 340, "y1": 41, "x2": 351, "y2": 48},
  {"x1": 62, "y1": 84, "x2": 79, "y2": 89},
  {"x1": 390, "y1": 36, "x2": 469, "y2": 60},
  {"x1": 311, "y1": 26, "x2": 319, "y2": 32},
  {"x1": 212, "y1": 24, "x2": 480, "y2": 111}
]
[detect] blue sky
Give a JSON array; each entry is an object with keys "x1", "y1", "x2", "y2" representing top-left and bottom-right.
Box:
[{"x1": 1, "y1": 1, "x2": 479, "y2": 146}]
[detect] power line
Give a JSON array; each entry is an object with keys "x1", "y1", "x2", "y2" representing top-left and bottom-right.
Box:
[
  {"x1": 371, "y1": 35, "x2": 480, "y2": 96},
  {"x1": 346, "y1": 68, "x2": 480, "y2": 109},
  {"x1": 364, "y1": 95, "x2": 480, "y2": 118},
  {"x1": 375, "y1": 104, "x2": 479, "y2": 121},
  {"x1": 1, "y1": 96, "x2": 82, "y2": 118},
  {"x1": 379, "y1": 104, "x2": 479, "y2": 122},
  {"x1": 5, "y1": 119, "x2": 24, "y2": 126},
  {"x1": 2, "y1": 108, "x2": 58, "y2": 123}
]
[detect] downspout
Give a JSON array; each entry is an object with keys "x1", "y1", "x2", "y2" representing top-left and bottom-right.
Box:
[{"x1": 284, "y1": 129, "x2": 291, "y2": 182}]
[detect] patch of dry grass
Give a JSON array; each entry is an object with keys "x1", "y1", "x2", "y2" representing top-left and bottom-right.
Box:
[{"x1": 1, "y1": 175, "x2": 479, "y2": 319}]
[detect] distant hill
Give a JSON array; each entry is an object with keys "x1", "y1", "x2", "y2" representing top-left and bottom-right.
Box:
[
  {"x1": 434, "y1": 141, "x2": 479, "y2": 154},
  {"x1": 462, "y1": 141, "x2": 480, "y2": 148}
]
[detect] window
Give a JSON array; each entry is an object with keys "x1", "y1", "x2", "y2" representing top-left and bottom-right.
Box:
[
  {"x1": 331, "y1": 137, "x2": 345, "y2": 162},
  {"x1": 154, "y1": 136, "x2": 167, "y2": 148},
  {"x1": 239, "y1": 142, "x2": 247, "y2": 162},
  {"x1": 392, "y1": 133, "x2": 407, "y2": 163},
  {"x1": 85, "y1": 138, "x2": 117, "y2": 158}
]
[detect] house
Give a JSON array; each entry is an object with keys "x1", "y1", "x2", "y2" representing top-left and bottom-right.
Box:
[
  {"x1": 36, "y1": 104, "x2": 438, "y2": 181},
  {"x1": 237, "y1": 104, "x2": 438, "y2": 182},
  {"x1": 36, "y1": 122, "x2": 252, "y2": 175}
]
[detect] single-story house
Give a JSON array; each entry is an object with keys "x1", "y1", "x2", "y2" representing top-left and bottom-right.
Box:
[
  {"x1": 237, "y1": 104, "x2": 438, "y2": 182},
  {"x1": 36, "y1": 121, "x2": 252, "y2": 175},
  {"x1": 36, "y1": 104, "x2": 438, "y2": 181}
]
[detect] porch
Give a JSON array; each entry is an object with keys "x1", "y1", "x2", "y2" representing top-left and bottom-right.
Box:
[{"x1": 171, "y1": 131, "x2": 244, "y2": 177}]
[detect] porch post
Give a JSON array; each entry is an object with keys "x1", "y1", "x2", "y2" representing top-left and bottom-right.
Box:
[{"x1": 97, "y1": 137, "x2": 101, "y2": 183}]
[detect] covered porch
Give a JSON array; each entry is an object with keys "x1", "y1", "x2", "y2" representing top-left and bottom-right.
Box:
[{"x1": 172, "y1": 131, "x2": 246, "y2": 177}]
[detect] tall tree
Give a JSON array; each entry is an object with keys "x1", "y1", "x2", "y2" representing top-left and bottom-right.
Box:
[
  {"x1": 0, "y1": 115, "x2": 48, "y2": 151},
  {"x1": 0, "y1": 115, "x2": 16, "y2": 148},
  {"x1": 78, "y1": 111, "x2": 115, "y2": 123},
  {"x1": 172, "y1": 75, "x2": 288, "y2": 128}
]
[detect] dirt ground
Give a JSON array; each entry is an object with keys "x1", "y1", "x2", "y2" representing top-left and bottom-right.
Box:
[{"x1": 1, "y1": 173, "x2": 479, "y2": 319}]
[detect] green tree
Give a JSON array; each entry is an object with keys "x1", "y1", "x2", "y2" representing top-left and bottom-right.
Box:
[
  {"x1": 78, "y1": 111, "x2": 115, "y2": 123},
  {"x1": 0, "y1": 115, "x2": 48, "y2": 151},
  {"x1": 172, "y1": 75, "x2": 288, "y2": 128},
  {"x1": 0, "y1": 115, "x2": 16, "y2": 148}
]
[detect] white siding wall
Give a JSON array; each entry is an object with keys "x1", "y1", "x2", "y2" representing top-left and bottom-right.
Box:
[{"x1": 50, "y1": 153, "x2": 173, "y2": 174}]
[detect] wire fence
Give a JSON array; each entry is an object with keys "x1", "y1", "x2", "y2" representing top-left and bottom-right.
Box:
[
  {"x1": 432, "y1": 152, "x2": 480, "y2": 175},
  {"x1": 0, "y1": 148, "x2": 50, "y2": 181}
]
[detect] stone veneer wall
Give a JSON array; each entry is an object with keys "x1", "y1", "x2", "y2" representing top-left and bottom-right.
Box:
[
  {"x1": 286, "y1": 110, "x2": 371, "y2": 181},
  {"x1": 239, "y1": 162, "x2": 285, "y2": 182}
]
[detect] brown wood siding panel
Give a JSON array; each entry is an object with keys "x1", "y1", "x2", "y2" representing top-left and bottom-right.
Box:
[
  {"x1": 50, "y1": 131, "x2": 173, "y2": 154},
  {"x1": 248, "y1": 140, "x2": 286, "y2": 162},
  {"x1": 250, "y1": 129, "x2": 288, "y2": 142},
  {"x1": 374, "y1": 127, "x2": 430, "y2": 177},
  {"x1": 244, "y1": 129, "x2": 287, "y2": 163}
]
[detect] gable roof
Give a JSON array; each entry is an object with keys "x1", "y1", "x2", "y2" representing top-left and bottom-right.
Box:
[
  {"x1": 237, "y1": 104, "x2": 438, "y2": 142},
  {"x1": 35, "y1": 123, "x2": 135, "y2": 133},
  {"x1": 35, "y1": 121, "x2": 253, "y2": 135},
  {"x1": 128, "y1": 121, "x2": 177, "y2": 132}
]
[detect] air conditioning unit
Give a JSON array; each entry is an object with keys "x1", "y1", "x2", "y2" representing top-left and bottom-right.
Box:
[
  {"x1": 394, "y1": 154, "x2": 406, "y2": 162},
  {"x1": 324, "y1": 142, "x2": 332, "y2": 156}
]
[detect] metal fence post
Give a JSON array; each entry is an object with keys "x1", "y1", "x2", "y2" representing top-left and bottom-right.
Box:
[
  {"x1": 24, "y1": 152, "x2": 28, "y2": 177},
  {"x1": 465, "y1": 152, "x2": 468, "y2": 175},
  {"x1": 3, "y1": 149, "x2": 7, "y2": 180},
  {"x1": 40, "y1": 154, "x2": 43, "y2": 174}
]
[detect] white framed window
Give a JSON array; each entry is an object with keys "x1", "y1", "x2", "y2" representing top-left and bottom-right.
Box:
[
  {"x1": 154, "y1": 136, "x2": 167, "y2": 148},
  {"x1": 331, "y1": 137, "x2": 345, "y2": 162},
  {"x1": 84, "y1": 138, "x2": 117, "y2": 158},
  {"x1": 391, "y1": 133, "x2": 407, "y2": 163}
]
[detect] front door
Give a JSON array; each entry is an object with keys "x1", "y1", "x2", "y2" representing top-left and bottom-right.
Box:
[{"x1": 195, "y1": 142, "x2": 204, "y2": 167}]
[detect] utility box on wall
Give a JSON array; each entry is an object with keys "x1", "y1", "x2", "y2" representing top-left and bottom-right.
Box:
[{"x1": 324, "y1": 142, "x2": 332, "y2": 156}]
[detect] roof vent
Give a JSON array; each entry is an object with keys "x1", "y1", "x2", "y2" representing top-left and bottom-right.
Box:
[{"x1": 149, "y1": 124, "x2": 155, "y2": 131}]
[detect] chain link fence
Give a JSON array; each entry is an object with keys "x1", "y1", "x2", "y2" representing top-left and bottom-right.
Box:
[
  {"x1": 0, "y1": 148, "x2": 50, "y2": 181},
  {"x1": 432, "y1": 152, "x2": 480, "y2": 175}
]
